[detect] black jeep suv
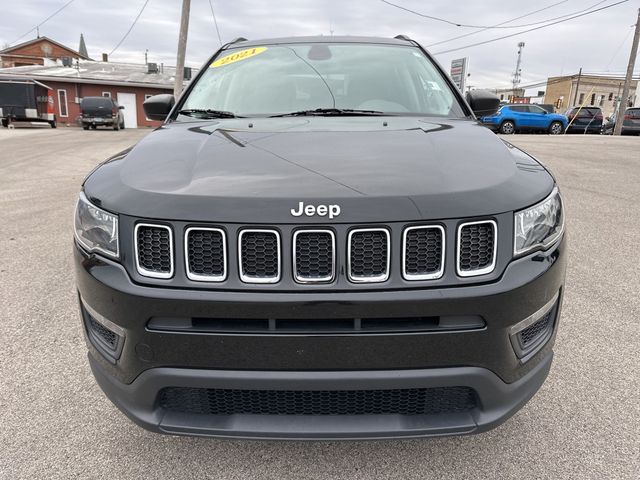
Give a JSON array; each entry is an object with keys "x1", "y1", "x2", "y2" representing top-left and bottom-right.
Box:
[{"x1": 74, "y1": 36, "x2": 566, "y2": 440}]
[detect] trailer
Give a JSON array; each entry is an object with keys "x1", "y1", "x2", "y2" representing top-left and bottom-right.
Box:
[{"x1": 0, "y1": 78, "x2": 56, "y2": 128}]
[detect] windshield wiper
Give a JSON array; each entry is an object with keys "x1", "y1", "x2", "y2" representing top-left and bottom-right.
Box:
[
  {"x1": 271, "y1": 108, "x2": 389, "y2": 117},
  {"x1": 177, "y1": 109, "x2": 240, "y2": 119}
]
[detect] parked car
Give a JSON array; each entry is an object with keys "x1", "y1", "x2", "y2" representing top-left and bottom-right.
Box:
[
  {"x1": 564, "y1": 106, "x2": 603, "y2": 134},
  {"x1": 80, "y1": 96, "x2": 125, "y2": 130},
  {"x1": 537, "y1": 104, "x2": 556, "y2": 114},
  {"x1": 602, "y1": 107, "x2": 640, "y2": 135},
  {"x1": 481, "y1": 104, "x2": 567, "y2": 134},
  {"x1": 74, "y1": 35, "x2": 566, "y2": 440},
  {"x1": 0, "y1": 78, "x2": 56, "y2": 128}
]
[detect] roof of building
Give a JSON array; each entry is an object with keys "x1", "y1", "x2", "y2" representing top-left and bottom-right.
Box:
[
  {"x1": 0, "y1": 59, "x2": 195, "y2": 89},
  {"x1": 0, "y1": 36, "x2": 91, "y2": 60}
]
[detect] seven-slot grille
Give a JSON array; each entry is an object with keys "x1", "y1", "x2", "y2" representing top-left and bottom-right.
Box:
[
  {"x1": 133, "y1": 221, "x2": 500, "y2": 283},
  {"x1": 457, "y1": 221, "x2": 497, "y2": 277},
  {"x1": 403, "y1": 225, "x2": 445, "y2": 280},
  {"x1": 348, "y1": 228, "x2": 390, "y2": 283},
  {"x1": 239, "y1": 230, "x2": 281, "y2": 283},
  {"x1": 185, "y1": 228, "x2": 226, "y2": 282},
  {"x1": 135, "y1": 224, "x2": 173, "y2": 278},
  {"x1": 293, "y1": 230, "x2": 335, "y2": 283}
]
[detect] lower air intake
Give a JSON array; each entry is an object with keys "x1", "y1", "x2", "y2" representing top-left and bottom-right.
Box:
[{"x1": 158, "y1": 386, "x2": 477, "y2": 416}]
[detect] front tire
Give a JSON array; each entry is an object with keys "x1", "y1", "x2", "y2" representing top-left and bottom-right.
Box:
[
  {"x1": 499, "y1": 120, "x2": 515, "y2": 135},
  {"x1": 113, "y1": 122, "x2": 120, "y2": 131},
  {"x1": 549, "y1": 121, "x2": 564, "y2": 135}
]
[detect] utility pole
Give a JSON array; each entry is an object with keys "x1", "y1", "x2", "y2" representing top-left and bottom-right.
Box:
[
  {"x1": 572, "y1": 67, "x2": 582, "y2": 106},
  {"x1": 512, "y1": 42, "x2": 525, "y2": 97},
  {"x1": 614, "y1": 8, "x2": 640, "y2": 136},
  {"x1": 174, "y1": 0, "x2": 191, "y2": 98}
]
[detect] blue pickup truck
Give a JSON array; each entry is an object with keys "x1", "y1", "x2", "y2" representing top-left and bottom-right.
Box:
[{"x1": 481, "y1": 104, "x2": 568, "y2": 135}]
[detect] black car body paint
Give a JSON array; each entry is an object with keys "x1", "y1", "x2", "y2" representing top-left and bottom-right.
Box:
[{"x1": 74, "y1": 36, "x2": 566, "y2": 440}]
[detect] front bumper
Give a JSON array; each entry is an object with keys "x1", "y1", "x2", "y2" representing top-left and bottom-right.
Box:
[
  {"x1": 75, "y1": 235, "x2": 566, "y2": 439},
  {"x1": 90, "y1": 351, "x2": 553, "y2": 440}
]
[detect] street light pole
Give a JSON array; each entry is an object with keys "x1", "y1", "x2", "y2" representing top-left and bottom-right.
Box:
[
  {"x1": 173, "y1": 0, "x2": 191, "y2": 98},
  {"x1": 613, "y1": 8, "x2": 640, "y2": 136}
]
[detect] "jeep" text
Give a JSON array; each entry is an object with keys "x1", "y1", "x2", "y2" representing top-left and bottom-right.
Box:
[{"x1": 290, "y1": 202, "x2": 341, "y2": 219}]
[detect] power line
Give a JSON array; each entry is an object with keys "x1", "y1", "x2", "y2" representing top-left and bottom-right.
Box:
[
  {"x1": 427, "y1": 0, "x2": 607, "y2": 48},
  {"x1": 604, "y1": 26, "x2": 634, "y2": 70},
  {"x1": 109, "y1": 0, "x2": 151, "y2": 56},
  {"x1": 208, "y1": 0, "x2": 223, "y2": 46},
  {"x1": 9, "y1": 0, "x2": 76, "y2": 46},
  {"x1": 433, "y1": 1, "x2": 629, "y2": 55},
  {"x1": 383, "y1": 0, "x2": 607, "y2": 29}
]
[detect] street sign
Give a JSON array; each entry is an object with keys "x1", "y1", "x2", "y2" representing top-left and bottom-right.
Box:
[{"x1": 450, "y1": 58, "x2": 468, "y2": 92}]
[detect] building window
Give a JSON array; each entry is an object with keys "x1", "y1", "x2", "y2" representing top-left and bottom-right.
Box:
[
  {"x1": 102, "y1": 92, "x2": 111, "y2": 98},
  {"x1": 57, "y1": 89, "x2": 68, "y2": 117},
  {"x1": 590, "y1": 93, "x2": 595, "y2": 106},
  {"x1": 578, "y1": 93, "x2": 585, "y2": 105},
  {"x1": 608, "y1": 92, "x2": 614, "y2": 101},
  {"x1": 500, "y1": 94, "x2": 504, "y2": 100},
  {"x1": 598, "y1": 95, "x2": 604, "y2": 107}
]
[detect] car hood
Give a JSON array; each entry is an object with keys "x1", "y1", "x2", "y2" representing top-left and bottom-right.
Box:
[{"x1": 84, "y1": 117, "x2": 554, "y2": 223}]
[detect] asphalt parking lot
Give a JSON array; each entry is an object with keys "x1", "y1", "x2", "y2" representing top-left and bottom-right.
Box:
[{"x1": 0, "y1": 127, "x2": 638, "y2": 479}]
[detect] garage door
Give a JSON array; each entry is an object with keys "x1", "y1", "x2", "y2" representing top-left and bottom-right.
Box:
[{"x1": 116, "y1": 92, "x2": 137, "y2": 128}]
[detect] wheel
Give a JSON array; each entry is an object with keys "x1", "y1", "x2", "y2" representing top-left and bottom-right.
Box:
[
  {"x1": 499, "y1": 120, "x2": 515, "y2": 134},
  {"x1": 49, "y1": 120, "x2": 57, "y2": 129},
  {"x1": 549, "y1": 121, "x2": 563, "y2": 135},
  {"x1": 113, "y1": 121, "x2": 120, "y2": 131},
  {"x1": 120, "y1": 120, "x2": 125, "y2": 129},
  {"x1": 1, "y1": 119, "x2": 8, "y2": 128},
  {"x1": 91, "y1": 125, "x2": 97, "y2": 130},
  {"x1": 83, "y1": 125, "x2": 89, "y2": 130}
]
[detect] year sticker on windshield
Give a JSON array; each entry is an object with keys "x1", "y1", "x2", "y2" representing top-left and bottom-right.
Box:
[{"x1": 210, "y1": 47, "x2": 268, "y2": 68}]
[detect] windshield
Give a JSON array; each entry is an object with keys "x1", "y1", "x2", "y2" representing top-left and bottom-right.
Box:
[
  {"x1": 180, "y1": 43, "x2": 465, "y2": 118},
  {"x1": 81, "y1": 97, "x2": 112, "y2": 108}
]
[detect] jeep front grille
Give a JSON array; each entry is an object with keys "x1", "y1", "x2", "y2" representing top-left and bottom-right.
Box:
[
  {"x1": 457, "y1": 220, "x2": 497, "y2": 277},
  {"x1": 135, "y1": 223, "x2": 173, "y2": 278},
  {"x1": 238, "y1": 229, "x2": 281, "y2": 283},
  {"x1": 185, "y1": 227, "x2": 226, "y2": 282},
  {"x1": 129, "y1": 219, "x2": 503, "y2": 286},
  {"x1": 348, "y1": 228, "x2": 390, "y2": 283},
  {"x1": 293, "y1": 230, "x2": 335, "y2": 283},
  {"x1": 403, "y1": 225, "x2": 445, "y2": 280}
]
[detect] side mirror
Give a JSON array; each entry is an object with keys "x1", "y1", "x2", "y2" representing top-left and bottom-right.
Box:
[
  {"x1": 118, "y1": 105, "x2": 125, "y2": 110},
  {"x1": 466, "y1": 90, "x2": 500, "y2": 117},
  {"x1": 143, "y1": 94, "x2": 175, "y2": 121}
]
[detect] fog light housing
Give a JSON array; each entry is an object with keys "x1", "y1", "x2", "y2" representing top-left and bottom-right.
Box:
[
  {"x1": 510, "y1": 292, "x2": 559, "y2": 362},
  {"x1": 80, "y1": 297, "x2": 125, "y2": 363}
]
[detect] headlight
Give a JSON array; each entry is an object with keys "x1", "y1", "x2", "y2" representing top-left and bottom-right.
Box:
[
  {"x1": 514, "y1": 187, "x2": 564, "y2": 256},
  {"x1": 74, "y1": 191, "x2": 119, "y2": 258}
]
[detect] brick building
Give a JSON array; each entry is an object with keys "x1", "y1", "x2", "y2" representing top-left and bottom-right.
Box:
[
  {"x1": 0, "y1": 36, "x2": 90, "y2": 68},
  {"x1": 0, "y1": 36, "x2": 194, "y2": 128},
  {"x1": 544, "y1": 73, "x2": 638, "y2": 117}
]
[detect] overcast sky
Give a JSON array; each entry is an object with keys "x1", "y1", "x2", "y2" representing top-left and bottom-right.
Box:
[{"x1": 2, "y1": 0, "x2": 638, "y2": 90}]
